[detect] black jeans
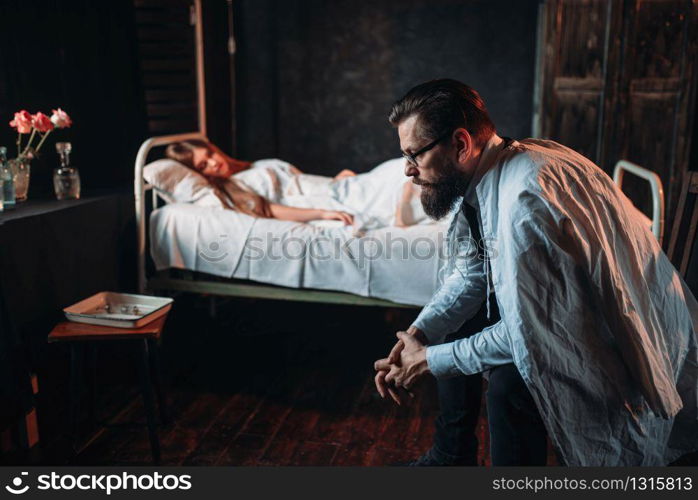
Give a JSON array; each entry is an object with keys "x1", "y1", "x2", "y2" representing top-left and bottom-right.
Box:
[
  {"x1": 430, "y1": 298, "x2": 547, "y2": 466},
  {"x1": 430, "y1": 301, "x2": 492, "y2": 465},
  {"x1": 487, "y1": 363, "x2": 548, "y2": 465}
]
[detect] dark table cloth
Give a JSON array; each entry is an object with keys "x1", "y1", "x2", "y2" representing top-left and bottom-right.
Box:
[{"x1": 0, "y1": 191, "x2": 135, "y2": 434}]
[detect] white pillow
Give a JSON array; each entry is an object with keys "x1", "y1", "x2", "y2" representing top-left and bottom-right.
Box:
[{"x1": 142, "y1": 158, "x2": 230, "y2": 208}]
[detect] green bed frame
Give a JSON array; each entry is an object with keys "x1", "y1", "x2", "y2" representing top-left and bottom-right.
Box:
[{"x1": 147, "y1": 270, "x2": 419, "y2": 309}]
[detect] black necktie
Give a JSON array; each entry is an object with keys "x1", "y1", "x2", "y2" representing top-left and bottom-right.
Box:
[
  {"x1": 463, "y1": 199, "x2": 499, "y2": 318},
  {"x1": 462, "y1": 201, "x2": 484, "y2": 260}
]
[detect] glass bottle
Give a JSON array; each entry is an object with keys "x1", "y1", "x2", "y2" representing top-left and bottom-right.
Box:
[
  {"x1": 53, "y1": 142, "x2": 81, "y2": 200},
  {"x1": 0, "y1": 146, "x2": 13, "y2": 209}
]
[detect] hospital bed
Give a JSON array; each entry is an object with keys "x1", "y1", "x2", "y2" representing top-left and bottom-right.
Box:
[
  {"x1": 135, "y1": 133, "x2": 446, "y2": 309},
  {"x1": 135, "y1": 135, "x2": 665, "y2": 310}
]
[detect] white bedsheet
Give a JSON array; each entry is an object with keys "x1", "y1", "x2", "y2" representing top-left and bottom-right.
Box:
[{"x1": 150, "y1": 203, "x2": 448, "y2": 305}]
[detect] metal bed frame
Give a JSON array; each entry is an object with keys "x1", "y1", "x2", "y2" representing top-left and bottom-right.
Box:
[
  {"x1": 134, "y1": 132, "x2": 417, "y2": 309},
  {"x1": 613, "y1": 160, "x2": 665, "y2": 245}
]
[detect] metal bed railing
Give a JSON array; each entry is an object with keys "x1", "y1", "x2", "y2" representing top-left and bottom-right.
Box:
[
  {"x1": 613, "y1": 160, "x2": 665, "y2": 245},
  {"x1": 134, "y1": 132, "x2": 208, "y2": 295}
]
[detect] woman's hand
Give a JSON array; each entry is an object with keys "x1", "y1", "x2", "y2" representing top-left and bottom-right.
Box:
[
  {"x1": 265, "y1": 205, "x2": 353, "y2": 225},
  {"x1": 320, "y1": 210, "x2": 354, "y2": 225}
]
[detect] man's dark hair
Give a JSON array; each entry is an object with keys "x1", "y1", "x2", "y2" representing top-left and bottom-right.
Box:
[{"x1": 388, "y1": 79, "x2": 496, "y2": 146}]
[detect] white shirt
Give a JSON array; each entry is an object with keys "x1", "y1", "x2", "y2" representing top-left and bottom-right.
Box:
[
  {"x1": 411, "y1": 134, "x2": 514, "y2": 375},
  {"x1": 412, "y1": 136, "x2": 698, "y2": 465}
]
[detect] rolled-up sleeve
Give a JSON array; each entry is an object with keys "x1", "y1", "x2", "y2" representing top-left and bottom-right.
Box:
[
  {"x1": 426, "y1": 320, "x2": 513, "y2": 378},
  {"x1": 412, "y1": 211, "x2": 488, "y2": 343}
]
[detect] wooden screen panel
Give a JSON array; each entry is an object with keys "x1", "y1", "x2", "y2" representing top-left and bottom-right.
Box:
[
  {"x1": 134, "y1": 0, "x2": 198, "y2": 135},
  {"x1": 539, "y1": 0, "x2": 617, "y2": 165},
  {"x1": 615, "y1": 0, "x2": 695, "y2": 240},
  {"x1": 556, "y1": 0, "x2": 609, "y2": 79},
  {"x1": 675, "y1": 178, "x2": 698, "y2": 292},
  {"x1": 549, "y1": 90, "x2": 602, "y2": 161},
  {"x1": 537, "y1": 0, "x2": 697, "y2": 248},
  {"x1": 668, "y1": 172, "x2": 698, "y2": 277},
  {"x1": 631, "y1": 0, "x2": 686, "y2": 80},
  {"x1": 621, "y1": 93, "x2": 679, "y2": 216}
]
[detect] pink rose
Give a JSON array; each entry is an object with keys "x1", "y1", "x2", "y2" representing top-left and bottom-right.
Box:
[
  {"x1": 32, "y1": 112, "x2": 54, "y2": 133},
  {"x1": 50, "y1": 108, "x2": 72, "y2": 129},
  {"x1": 9, "y1": 110, "x2": 32, "y2": 134}
]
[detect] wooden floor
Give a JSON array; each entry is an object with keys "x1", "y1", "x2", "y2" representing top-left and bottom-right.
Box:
[
  {"x1": 57, "y1": 296, "x2": 501, "y2": 466},
  {"x1": 30, "y1": 294, "x2": 695, "y2": 466},
  {"x1": 71, "y1": 367, "x2": 448, "y2": 466}
]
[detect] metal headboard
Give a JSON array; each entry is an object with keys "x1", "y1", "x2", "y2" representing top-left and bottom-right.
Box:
[{"x1": 134, "y1": 132, "x2": 208, "y2": 294}]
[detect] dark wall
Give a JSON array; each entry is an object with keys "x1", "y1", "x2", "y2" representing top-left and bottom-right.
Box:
[
  {"x1": 235, "y1": 0, "x2": 540, "y2": 175},
  {"x1": 0, "y1": 0, "x2": 147, "y2": 196},
  {"x1": 202, "y1": 0, "x2": 236, "y2": 151}
]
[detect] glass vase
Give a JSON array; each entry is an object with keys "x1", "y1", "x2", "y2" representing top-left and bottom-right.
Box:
[{"x1": 8, "y1": 158, "x2": 31, "y2": 202}]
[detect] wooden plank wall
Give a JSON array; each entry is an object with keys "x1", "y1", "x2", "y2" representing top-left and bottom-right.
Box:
[
  {"x1": 539, "y1": 0, "x2": 619, "y2": 163},
  {"x1": 613, "y1": 0, "x2": 698, "y2": 239},
  {"x1": 537, "y1": 0, "x2": 697, "y2": 244}
]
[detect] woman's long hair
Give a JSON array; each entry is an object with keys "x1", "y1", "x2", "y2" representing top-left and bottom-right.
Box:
[
  {"x1": 165, "y1": 140, "x2": 210, "y2": 169},
  {"x1": 165, "y1": 140, "x2": 235, "y2": 203}
]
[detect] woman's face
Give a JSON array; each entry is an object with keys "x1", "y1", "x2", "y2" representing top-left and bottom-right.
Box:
[{"x1": 192, "y1": 146, "x2": 233, "y2": 178}]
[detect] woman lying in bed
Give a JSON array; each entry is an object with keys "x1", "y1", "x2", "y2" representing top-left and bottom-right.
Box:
[
  {"x1": 166, "y1": 140, "x2": 355, "y2": 224},
  {"x1": 166, "y1": 140, "x2": 427, "y2": 229}
]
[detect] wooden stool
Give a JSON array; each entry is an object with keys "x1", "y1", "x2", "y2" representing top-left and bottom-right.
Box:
[{"x1": 48, "y1": 315, "x2": 169, "y2": 463}]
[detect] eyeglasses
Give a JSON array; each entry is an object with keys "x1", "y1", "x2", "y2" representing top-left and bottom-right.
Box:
[{"x1": 402, "y1": 131, "x2": 451, "y2": 167}]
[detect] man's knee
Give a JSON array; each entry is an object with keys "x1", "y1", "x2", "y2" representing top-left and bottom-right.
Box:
[{"x1": 487, "y1": 364, "x2": 525, "y2": 407}]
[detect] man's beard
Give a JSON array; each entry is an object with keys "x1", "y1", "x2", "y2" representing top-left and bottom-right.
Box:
[{"x1": 415, "y1": 161, "x2": 468, "y2": 220}]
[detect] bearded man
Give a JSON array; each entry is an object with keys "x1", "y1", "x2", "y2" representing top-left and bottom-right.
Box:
[{"x1": 374, "y1": 79, "x2": 698, "y2": 466}]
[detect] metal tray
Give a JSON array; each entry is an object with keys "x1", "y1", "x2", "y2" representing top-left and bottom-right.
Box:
[{"x1": 64, "y1": 292, "x2": 173, "y2": 328}]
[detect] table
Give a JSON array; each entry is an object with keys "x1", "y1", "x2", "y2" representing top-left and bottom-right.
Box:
[
  {"x1": 48, "y1": 315, "x2": 169, "y2": 463},
  {"x1": 0, "y1": 191, "x2": 134, "y2": 455}
]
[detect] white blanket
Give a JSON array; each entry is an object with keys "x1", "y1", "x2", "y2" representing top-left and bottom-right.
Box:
[
  {"x1": 150, "y1": 203, "x2": 447, "y2": 305},
  {"x1": 225, "y1": 158, "x2": 429, "y2": 230}
]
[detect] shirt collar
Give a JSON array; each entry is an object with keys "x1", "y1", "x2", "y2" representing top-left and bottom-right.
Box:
[{"x1": 463, "y1": 133, "x2": 504, "y2": 208}]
